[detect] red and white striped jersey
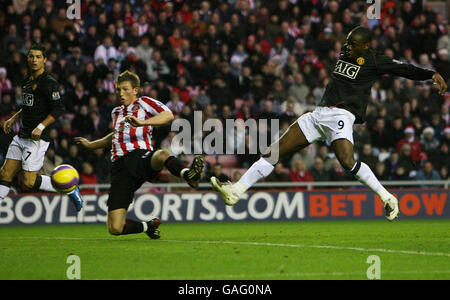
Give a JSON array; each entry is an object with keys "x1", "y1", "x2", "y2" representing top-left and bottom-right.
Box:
[{"x1": 110, "y1": 96, "x2": 171, "y2": 161}]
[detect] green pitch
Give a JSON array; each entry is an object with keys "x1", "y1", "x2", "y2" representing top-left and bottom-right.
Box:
[{"x1": 0, "y1": 220, "x2": 449, "y2": 280}]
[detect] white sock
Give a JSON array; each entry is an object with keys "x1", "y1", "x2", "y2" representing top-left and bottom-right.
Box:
[
  {"x1": 0, "y1": 184, "x2": 11, "y2": 204},
  {"x1": 39, "y1": 175, "x2": 57, "y2": 192},
  {"x1": 142, "y1": 222, "x2": 148, "y2": 232},
  {"x1": 234, "y1": 157, "x2": 275, "y2": 196},
  {"x1": 353, "y1": 162, "x2": 391, "y2": 202}
]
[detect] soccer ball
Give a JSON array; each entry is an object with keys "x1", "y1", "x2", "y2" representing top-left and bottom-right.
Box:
[{"x1": 51, "y1": 164, "x2": 80, "y2": 193}]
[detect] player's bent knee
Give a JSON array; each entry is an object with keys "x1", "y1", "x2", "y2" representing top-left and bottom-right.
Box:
[
  {"x1": 152, "y1": 149, "x2": 171, "y2": 170},
  {"x1": 0, "y1": 168, "x2": 8, "y2": 181},
  {"x1": 0, "y1": 166, "x2": 14, "y2": 181},
  {"x1": 108, "y1": 223, "x2": 124, "y2": 235}
]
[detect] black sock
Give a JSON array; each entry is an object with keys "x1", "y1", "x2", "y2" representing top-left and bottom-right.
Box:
[
  {"x1": 32, "y1": 175, "x2": 42, "y2": 190},
  {"x1": 0, "y1": 180, "x2": 12, "y2": 188},
  {"x1": 121, "y1": 219, "x2": 144, "y2": 235},
  {"x1": 164, "y1": 156, "x2": 187, "y2": 179}
]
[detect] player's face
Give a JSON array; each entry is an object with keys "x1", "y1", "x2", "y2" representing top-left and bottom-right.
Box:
[
  {"x1": 116, "y1": 81, "x2": 139, "y2": 106},
  {"x1": 27, "y1": 50, "x2": 46, "y2": 72},
  {"x1": 346, "y1": 33, "x2": 369, "y2": 58}
]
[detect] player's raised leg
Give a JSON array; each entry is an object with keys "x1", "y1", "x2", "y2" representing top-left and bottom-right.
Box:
[
  {"x1": 152, "y1": 149, "x2": 205, "y2": 189},
  {"x1": 331, "y1": 138, "x2": 399, "y2": 221},
  {"x1": 0, "y1": 159, "x2": 21, "y2": 204},
  {"x1": 211, "y1": 121, "x2": 310, "y2": 205}
]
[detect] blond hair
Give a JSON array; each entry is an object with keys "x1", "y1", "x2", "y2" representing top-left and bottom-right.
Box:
[{"x1": 116, "y1": 70, "x2": 141, "y2": 88}]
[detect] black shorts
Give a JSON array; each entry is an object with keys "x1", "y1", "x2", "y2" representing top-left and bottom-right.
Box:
[{"x1": 107, "y1": 149, "x2": 160, "y2": 211}]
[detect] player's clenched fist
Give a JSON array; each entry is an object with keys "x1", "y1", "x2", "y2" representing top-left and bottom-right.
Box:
[
  {"x1": 31, "y1": 127, "x2": 43, "y2": 140},
  {"x1": 125, "y1": 115, "x2": 144, "y2": 127},
  {"x1": 74, "y1": 137, "x2": 91, "y2": 149},
  {"x1": 2, "y1": 118, "x2": 14, "y2": 134},
  {"x1": 432, "y1": 73, "x2": 448, "y2": 96}
]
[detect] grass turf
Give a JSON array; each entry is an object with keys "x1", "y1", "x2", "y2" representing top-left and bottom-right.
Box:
[{"x1": 0, "y1": 219, "x2": 449, "y2": 280}]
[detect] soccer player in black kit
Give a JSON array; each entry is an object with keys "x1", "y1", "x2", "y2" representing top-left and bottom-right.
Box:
[
  {"x1": 0, "y1": 44, "x2": 83, "y2": 211},
  {"x1": 211, "y1": 26, "x2": 447, "y2": 221}
]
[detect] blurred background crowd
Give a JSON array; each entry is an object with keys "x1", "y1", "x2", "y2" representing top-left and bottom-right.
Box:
[{"x1": 0, "y1": 0, "x2": 449, "y2": 193}]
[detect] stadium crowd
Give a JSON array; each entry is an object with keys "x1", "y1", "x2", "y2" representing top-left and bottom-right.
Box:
[{"x1": 0, "y1": 0, "x2": 449, "y2": 192}]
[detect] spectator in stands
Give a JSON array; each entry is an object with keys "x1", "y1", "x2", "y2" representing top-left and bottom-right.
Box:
[
  {"x1": 430, "y1": 142, "x2": 450, "y2": 173},
  {"x1": 374, "y1": 161, "x2": 389, "y2": 181},
  {"x1": 205, "y1": 163, "x2": 229, "y2": 182},
  {"x1": 208, "y1": 75, "x2": 234, "y2": 111},
  {"x1": 65, "y1": 144, "x2": 83, "y2": 173},
  {"x1": 420, "y1": 126, "x2": 440, "y2": 158},
  {"x1": 358, "y1": 144, "x2": 379, "y2": 171},
  {"x1": 328, "y1": 159, "x2": 352, "y2": 182},
  {"x1": 166, "y1": 92, "x2": 184, "y2": 115},
  {"x1": 0, "y1": 67, "x2": 13, "y2": 95},
  {"x1": 397, "y1": 144, "x2": 416, "y2": 178},
  {"x1": 396, "y1": 126, "x2": 424, "y2": 163},
  {"x1": 287, "y1": 73, "x2": 310, "y2": 104},
  {"x1": 72, "y1": 105, "x2": 95, "y2": 136},
  {"x1": 0, "y1": 93, "x2": 14, "y2": 118},
  {"x1": 416, "y1": 160, "x2": 441, "y2": 183},
  {"x1": 42, "y1": 146, "x2": 63, "y2": 176},
  {"x1": 90, "y1": 148, "x2": 111, "y2": 184},
  {"x1": 79, "y1": 162, "x2": 99, "y2": 193},
  {"x1": 353, "y1": 124, "x2": 372, "y2": 154},
  {"x1": 147, "y1": 49, "x2": 170, "y2": 82},
  {"x1": 94, "y1": 36, "x2": 118, "y2": 66},
  {"x1": 265, "y1": 162, "x2": 289, "y2": 182},
  {"x1": 369, "y1": 117, "x2": 392, "y2": 153},
  {"x1": 310, "y1": 157, "x2": 331, "y2": 182},
  {"x1": 289, "y1": 160, "x2": 314, "y2": 184},
  {"x1": 316, "y1": 144, "x2": 334, "y2": 172},
  {"x1": 439, "y1": 166, "x2": 448, "y2": 180}
]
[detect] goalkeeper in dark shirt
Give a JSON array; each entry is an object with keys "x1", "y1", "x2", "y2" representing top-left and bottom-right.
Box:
[
  {"x1": 0, "y1": 44, "x2": 83, "y2": 211},
  {"x1": 211, "y1": 26, "x2": 447, "y2": 221}
]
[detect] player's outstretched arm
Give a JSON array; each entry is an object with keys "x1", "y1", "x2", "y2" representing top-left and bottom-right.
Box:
[
  {"x1": 74, "y1": 132, "x2": 114, "y2": 150},
  {"x1": 376, "y1": 55, "x2": 448, "y2": 95},
  {"x1": 125, "y1": 111, "x2": 174, "y2": 127},
  {"x1": 2, "y1": 109, "x2": 22, "y2": 134}
]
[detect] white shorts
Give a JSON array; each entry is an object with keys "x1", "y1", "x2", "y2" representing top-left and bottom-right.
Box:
[
  {"x1": 297, "y1": 106, "x2": 356, "y2": 145},
  {"x1": 5, "y1": 135, "x2": 50, "y2": 172}
]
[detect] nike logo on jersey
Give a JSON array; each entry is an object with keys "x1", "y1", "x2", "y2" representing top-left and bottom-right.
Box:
[{"x1": 333, "y1": 60, "x2": 361, "y2": 80}]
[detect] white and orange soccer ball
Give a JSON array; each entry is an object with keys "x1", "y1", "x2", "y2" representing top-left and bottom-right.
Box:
[{"x1": 50, "y1": 164, "x2": 80, "y2": 193}]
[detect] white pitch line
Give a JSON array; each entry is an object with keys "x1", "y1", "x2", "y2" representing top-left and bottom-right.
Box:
[
  {"x1": 2, "y1": 236, "x2": 450, "y2": 258},
  {"x1": 113, "y1": 270, "x2": 450, "y2": 280},
  {"x1": 160, "y1": 239, "x2": 450, "y2": 258}
]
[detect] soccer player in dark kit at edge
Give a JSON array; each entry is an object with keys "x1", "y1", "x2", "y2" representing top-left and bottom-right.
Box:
[
  {"x1": 0, "y1": 44, "x2": 84, "y2": 211},
  {"x1": 211, "y1": 26, "x2": 448, "y2": 221},
  {"x1": 75, "y1": 70, "x2": 204, "y2": 238}
]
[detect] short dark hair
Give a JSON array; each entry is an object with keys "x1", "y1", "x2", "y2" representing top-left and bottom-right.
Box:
[
  {"x1": 28, "y1": 44, "x2": 47, "y2": 58},
  {"x1": 349, "y1": 26, "x2": 372, "y2": 44},
  {"x1": 116, "y1": 70, "x2": 141, "y2": 88}
]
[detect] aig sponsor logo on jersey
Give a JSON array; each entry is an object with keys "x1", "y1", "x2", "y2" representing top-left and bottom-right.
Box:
[
  {"x1": 22, "y1": 93, "x2": 34, "y2": 106},
  {"x1": 333, "y1": 60, "x2": 361, "y2": 80}
]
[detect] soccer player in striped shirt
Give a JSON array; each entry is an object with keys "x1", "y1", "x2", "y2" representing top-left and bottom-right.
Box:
[{"x1": 75, "y1": 71, "x2": 204, "y2": 239}]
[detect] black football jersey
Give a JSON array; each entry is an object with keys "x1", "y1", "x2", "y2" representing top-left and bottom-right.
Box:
[
  {"x1": 19, "y1": 72, "x2": 65, "y2": 142},
  {"x1": 319, "y1": 44, "x2": 435, "y2": 124}
]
